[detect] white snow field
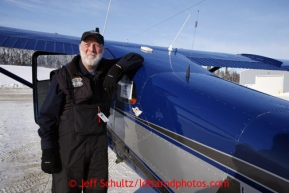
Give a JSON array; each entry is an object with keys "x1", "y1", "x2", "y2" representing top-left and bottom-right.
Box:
[{"x1": 0, "y1": 65, "x2": 156, "y2": 192}]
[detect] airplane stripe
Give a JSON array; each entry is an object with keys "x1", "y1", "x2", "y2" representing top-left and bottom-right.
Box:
[{"x1": 116, "y1": 108, "x2": 288, "y2": 193}]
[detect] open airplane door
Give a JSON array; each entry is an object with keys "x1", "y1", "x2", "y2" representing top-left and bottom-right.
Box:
[{"x1": 32, "y1": 51, "x2": 75, "y2": 123}]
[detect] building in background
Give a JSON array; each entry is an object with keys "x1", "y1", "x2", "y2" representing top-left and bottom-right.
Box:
[{"x1": 240, "y1": 69, "x2": 289, "y2": 101}]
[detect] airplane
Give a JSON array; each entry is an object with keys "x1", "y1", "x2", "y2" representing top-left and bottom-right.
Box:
[{"x1": 0, "y1": 25, "x2": 289, "y2": 193}]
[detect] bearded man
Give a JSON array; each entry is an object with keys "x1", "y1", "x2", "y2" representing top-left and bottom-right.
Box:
[{"x1": 37, "y1": 29, "x2": 144, "y2": 193}]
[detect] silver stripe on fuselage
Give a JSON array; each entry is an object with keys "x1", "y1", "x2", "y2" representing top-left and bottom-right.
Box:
[{"x1": 114, "y1": 108, "x2": 288, "y2": 193}]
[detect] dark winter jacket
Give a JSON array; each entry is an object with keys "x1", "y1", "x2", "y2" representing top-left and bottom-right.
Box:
[{"x1": 37, "y1": 53, "x2": 144, "y2": 149}]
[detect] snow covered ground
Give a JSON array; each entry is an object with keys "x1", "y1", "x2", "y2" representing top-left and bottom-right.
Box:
[
  {"x1": 0, "y1": 65, "x2": 156, "y2": 192},
  {"x1": 0, "y1": 89, "x2": 156, "y2": 193}
]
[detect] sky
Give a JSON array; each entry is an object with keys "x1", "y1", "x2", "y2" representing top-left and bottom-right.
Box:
[{"x1": 0, "y1": 0, "x2": 288, "y2": 60}]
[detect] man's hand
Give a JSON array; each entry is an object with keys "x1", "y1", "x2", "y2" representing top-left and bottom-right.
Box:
[
  {"x1": 41, "y1": 148, "x2": 62, "y2": 174},
  {"x1": 103, "y1": 64, "x2": 122, "y2": 95}
]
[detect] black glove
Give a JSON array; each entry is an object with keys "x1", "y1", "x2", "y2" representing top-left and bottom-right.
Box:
[
  {"x1": 103, "y1": 64, "x2": 122, "y2": 95},
  {"x1": 41, "y1": 148, "x2": 62, "y2": 174}
]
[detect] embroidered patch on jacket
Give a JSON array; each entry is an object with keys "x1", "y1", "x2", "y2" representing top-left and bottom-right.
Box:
[{"x1": 72, "y1": 77, "x2": 83, "y2": 87}]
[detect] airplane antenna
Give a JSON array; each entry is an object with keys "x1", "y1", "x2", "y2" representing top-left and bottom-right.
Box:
[
  {"x1": 189, "y1": 10, "x2": 199, "y2": 59},
  {"x1": 168, "y1": 14, "x2": 191, "y2": 53},
  {"x1": 127, "y1": 0, "x2": 205, "y2": 41},
  {"x1": 186, "y1": 65, "x2": 190, "y2": 82},
  {"x1": 103, "y1": 0, "x2": 112, "y2": 36}
]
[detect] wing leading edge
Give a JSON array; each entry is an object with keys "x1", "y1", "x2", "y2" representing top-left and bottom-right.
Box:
[{"x1": 1, "y1": 26, "x2": 288, "y2": 71}]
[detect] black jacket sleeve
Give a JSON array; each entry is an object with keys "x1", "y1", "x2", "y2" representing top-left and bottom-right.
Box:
[{"x1": 37, "y1": 75, "x2": 64, "y2": 150}]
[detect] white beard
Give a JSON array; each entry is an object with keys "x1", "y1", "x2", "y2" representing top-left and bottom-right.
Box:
[{"x1": 80, "y1": 49, "x2": 104, "y2": 67}]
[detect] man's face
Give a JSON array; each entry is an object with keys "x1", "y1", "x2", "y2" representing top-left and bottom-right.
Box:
[{"x1": 79, "y1": 36, "x2": 104, "y2": 68}]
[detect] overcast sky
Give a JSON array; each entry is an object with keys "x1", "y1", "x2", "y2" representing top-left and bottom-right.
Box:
[{"x1": 0, "y1": 0, "x2": 288, "y2": 60}]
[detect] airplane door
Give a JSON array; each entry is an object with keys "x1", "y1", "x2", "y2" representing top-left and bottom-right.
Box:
[{"x1": 32, "y1": 51, "x2": 76, "y2": 123}]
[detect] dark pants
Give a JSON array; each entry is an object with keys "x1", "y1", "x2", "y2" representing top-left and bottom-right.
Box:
[
  {"x1": 52, "y1": 134, "x2": 108, "y2": 193},
  {"x1": 52, "y1": 105, "x2": 108, "y2": 193}
]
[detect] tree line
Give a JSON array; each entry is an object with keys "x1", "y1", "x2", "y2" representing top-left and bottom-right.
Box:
[
  {"x1": 206, "y1": 66, "x2": 240, "y2": 84},
  {"x1": 215, "y1": 68, "x2": 240, "y2": 83},
  {"x1": 0, "y1": 47, "x2": 33, "y2": 66},
  {"x1": 0, "y1": 47, "x2": 74, "y2": 68}
]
